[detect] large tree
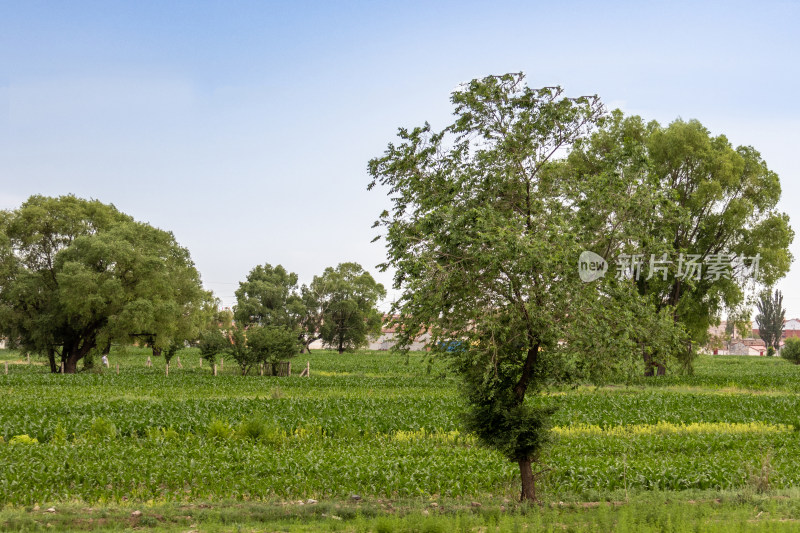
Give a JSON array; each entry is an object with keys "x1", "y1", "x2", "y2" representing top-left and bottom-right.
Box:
[
  {"x1": 368, "y1": 74, "x2": 680, "y2": 500},
  {"x1": 0, "y1": 195, "x2": 211, "y2": 373},
  {"x1": 311, "y1": 262, "x2": 385, "y2": 354},
  {"x1": 233, "y1": 263, "x2": 305, "y2": 329},
  {"x1": 566, "y1": 111, "x2": 793, "y2": 371},
  {"x1": 756, "y1": 289, "x2": 785, "y2": 354}
]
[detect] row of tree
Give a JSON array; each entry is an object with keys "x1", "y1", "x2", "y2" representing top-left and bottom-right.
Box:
[
  {"x1": 0, "y1": 195, "x2": 385, "y2": 374},
  {"x1": 200, "y1": 262, "x2": 385, "y2": 375}
]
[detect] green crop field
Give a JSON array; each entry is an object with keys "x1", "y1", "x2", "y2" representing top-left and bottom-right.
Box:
[{"x1": 3, "y1": 349, "x2": 800, "y2": 531}]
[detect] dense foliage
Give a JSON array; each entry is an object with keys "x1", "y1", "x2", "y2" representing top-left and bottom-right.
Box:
[
  {"x1": 0, "y1": 195, "x2": 212, "y2": 373},
  {"x1": 311, "y1": 262, "x2": 386, "y2": 354},
  {"x1": 568, "y1": 111, "x2": 793, "y2": 348},
  {"x1": 780, "y1": 337, "x2": 800, "y2": 364}
]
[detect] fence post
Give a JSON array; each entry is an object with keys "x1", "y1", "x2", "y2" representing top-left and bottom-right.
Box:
[
  {"x1": 288, "y1": 361, "x2": 291, "y2": 376},
  {"x1": 146, "y1": 356, "x2": 151, "y2": 368},
  {"x1": 116, "y1": 363, "x2": 119, "y2": 375},
  {"x1": 260, "y1": 362, "x2": 263, "y2": 376},
  {"x1": 220, "y1": 358, "x2": 223, "y2": 372},
  {"x1": 213, "y1": 364, "x2": 217, "y2": 376},
  {"x1": 176, "y1": 356, "x2": 182, "y2": 369}
]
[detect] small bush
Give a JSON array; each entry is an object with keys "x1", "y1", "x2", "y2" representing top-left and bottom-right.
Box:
[
  {"x1": 235, "y1": 416, "x2": 283, "y2": 445},
  {"x1": 87, "y1": 417, "x2": 117, "y2": 440},
  {"x1": 781, "y1": 338, "x2": 800, "y2": 364},
  {"x1": 206, "y1": 419, "x2": 234, "y2": 440},
  {"x1": 236, "y1": 416, "x2": 269, "y2": 441},
  {"x1": 9, "y1": 434, "x2": 38, "y2": 445},
  {"x1": 51, "y1": 425, "x2": 68, "y2": 444},
  {"x1": 146, "y1": 426, "x2": 180, "y2": 441}
]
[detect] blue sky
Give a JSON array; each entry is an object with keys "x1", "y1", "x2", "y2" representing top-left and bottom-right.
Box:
[{"x1": 1, "y1": 0, "x2": 799, "y2": 317}]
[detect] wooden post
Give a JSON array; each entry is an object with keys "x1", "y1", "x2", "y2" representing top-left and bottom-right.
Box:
[
  {"x1": 116, "y1": 363, "x2": 119, "y2": 375},
  {"x1": 199, "y1": 358, "x2": 203, "y2": 367},
  {"x1": 213, "y1": 364, "x2": 217, "y2": 376},
  {"x1": 288, "y1": 361, "x2": 291, "y2": 376},
  {"x1": 260, "y1": 363, "x2": 263, "y2": 376},
  {"x1": 165, "y1": 363, "x2": 169, "y2": 377},
  {"x1": 176, "y1": 356, "x2": 182, "y2": 369},
  {"x1": 146, "y1": 356, "x2": 151, "y2": 368},
  {"x1": 220, "y1": 358, "x2": 223, "y2": 372}
]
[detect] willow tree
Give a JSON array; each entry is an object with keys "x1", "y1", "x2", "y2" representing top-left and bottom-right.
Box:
[
  {"x1": 567, "y1": 111, "x2": 793, "y2": 371},
  {"x1": 368, "y1": 74, "x2": 611, "y2": 501},
  {"x1": 0, "y1": 195, "x2": 211, "y2": 373}
]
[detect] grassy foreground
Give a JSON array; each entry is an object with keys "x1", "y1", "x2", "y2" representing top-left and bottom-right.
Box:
[
  {"x1": 3, "y1": 494, "x2": 800, "y2": 532},
  {"x1": 3, "y1": 348, "x2": 800, "y2": 530}
]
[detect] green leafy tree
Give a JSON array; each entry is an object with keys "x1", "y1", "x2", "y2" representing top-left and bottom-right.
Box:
[
  {"x1": 233, "y1": 264, "x2": 305, "y2": 329},
  {"x1": 311, "y1": 263, "x2": 385, "y2": 354},
  {"x1": 298, "y1": 284, "x2": 324, "y2": 352},
  {"x1": 227, "y1": 325, "x2": 299, "y2": 375},
  {"x1": 781, "y1": 337, "x2": 800, "y2": 364},
  {"x1": 756, "y1": 289, "x2": 785, "y2": 353},
  {"x1": 368, "y1": 73, "x2": 675, "y2": 500},
  {"x1": 566, "y1": 111, "x2": 793, "y2": 372},
  {"x1": 198, "y1": 327, "x2": 230, "y2": 366},
  {"x1": 0, "y1": 195, "x2": 210, "y2": 373},
  {"x1": 247, "y1": 325, "x2": 300, "y2": 374},
  {"x1": 227, "y1": 328, "x2": 256, "y2": 375}
]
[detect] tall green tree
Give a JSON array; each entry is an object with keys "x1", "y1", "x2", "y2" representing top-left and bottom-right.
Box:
[
  {"x1": 0, "y1": 195, "x2": 211, "y2": 373},
  {"x1": 756, "y1": 289, "x2": 785, "y2": 354},
  {"x1": 311, "y1": 262, "x2": 385, "y2": 354},
  {"x1": 567, "y1": 111, "x2": 793, "y2": 371},
  {"x1": 368, "y1": 74, "x2": 678, "y2": 500},
  {"x1": 233, "y1": 264, "x2": 305, "y2": 329}
]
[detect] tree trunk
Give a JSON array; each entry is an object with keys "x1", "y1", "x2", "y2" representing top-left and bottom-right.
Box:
[
  {"x1": 64, "y1": 355, "x2": 79, "y2": 374},
  {"x1": 338, "y1": 336, "x2": 344, "y2": 354},
  {"x1": 61, "y1": 336, "x2": 97, "y2": 374},
  {"x1": 518, "y1": 458, "x2": 537, "y2": 502},
  {"x1": 642, "y1": 348, "x2": 665, "y2": 377},
  {"x1": 47, "y1": 348, "x2": 57, "y2": 373}
]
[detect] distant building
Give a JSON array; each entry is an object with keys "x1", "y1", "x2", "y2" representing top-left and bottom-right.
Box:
[
  {"x1": 308, "y1": 316, "x2": 431, "y2": 351},
  {"x1": 729, "y1": 339, "x2": 766, "y2": 356},
  {"x1": 367, "y1": 320, "x2": 430, "y2": 351}
]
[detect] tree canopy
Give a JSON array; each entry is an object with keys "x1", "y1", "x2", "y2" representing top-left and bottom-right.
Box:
[
  {"x1": 567, "y1": 111, "x2": 793, "y2": 356},
  {"x1": 0, "y1": 195, "x2": 212, "y2": 373},
  {"x1": 311, "y1": 262, "x2": 385, "y2": 354},
  {"x1": 233, "y1": 263, "x2": 305, "y2": 329}
]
